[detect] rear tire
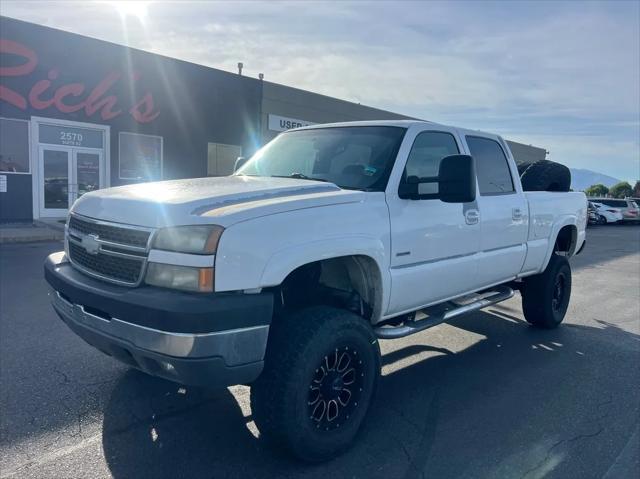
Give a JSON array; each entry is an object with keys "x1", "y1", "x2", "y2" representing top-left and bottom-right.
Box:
[
  {"x1": 251, "y1": 306, "x2": 381, "y2": 462},
  {"x1": 521, "y1": 254, "x2": 572, "y2": 329}
]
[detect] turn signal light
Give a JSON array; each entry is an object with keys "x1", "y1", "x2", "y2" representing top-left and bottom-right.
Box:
[{"x1": 198, "y1": 268, "x2": 214, "y2": 292}]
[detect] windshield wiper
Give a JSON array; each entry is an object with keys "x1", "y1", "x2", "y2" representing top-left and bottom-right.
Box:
[{"x1": 272, "y1": 173, "x2": 330, "y2": 182}]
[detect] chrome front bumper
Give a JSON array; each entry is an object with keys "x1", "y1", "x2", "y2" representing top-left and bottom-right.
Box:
[{"x1": 50, "y1": 289, "x2": 269, "y2": 387}]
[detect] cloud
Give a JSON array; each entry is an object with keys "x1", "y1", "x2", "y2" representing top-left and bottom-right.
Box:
[{"x1": 2, "y1": 0, "x2": 639, "y2": 180}]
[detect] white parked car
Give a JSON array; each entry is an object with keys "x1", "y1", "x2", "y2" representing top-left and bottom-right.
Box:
[
  {"x1": 589, "y1": 198, "x2": 639, "y2": 222},
  {"x1": 590, "y1": 201, "x2": 624, "y2": 224},
  {"x1": 45, "y1": 120, "x2": 587, "y2": 461}
]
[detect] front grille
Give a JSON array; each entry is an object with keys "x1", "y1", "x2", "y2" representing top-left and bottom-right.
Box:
[
  {"x1": 67, "y1": 214, "x2": 153, "y2": 285},
  {"x1": 69, "y1": 215, "x2": 150, "y2": 248},
  {"x1": 69, "y1": 241, "x2": 144, "y2": 284}
]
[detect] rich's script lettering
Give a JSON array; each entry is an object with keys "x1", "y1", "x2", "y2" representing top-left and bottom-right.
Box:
[{"x1": 0, "y1": 39, "x2": 160, "y2": 123}]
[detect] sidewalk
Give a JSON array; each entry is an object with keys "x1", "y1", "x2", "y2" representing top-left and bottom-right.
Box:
[{"x1": 0, "y1": 220, "x2": 65, "y2": 243}]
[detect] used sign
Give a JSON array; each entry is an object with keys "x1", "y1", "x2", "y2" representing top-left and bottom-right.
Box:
[{"x1": 268, "y1": 114, "x2": 315, "y2": 132}]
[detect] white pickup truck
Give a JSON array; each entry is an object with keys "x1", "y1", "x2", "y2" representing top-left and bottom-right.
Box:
[{"x1": 45, "y1": 120, "x2": 587, "y2": 461}]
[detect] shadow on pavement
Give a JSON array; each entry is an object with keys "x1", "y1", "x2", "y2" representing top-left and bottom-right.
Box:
[{"x1": 101, "y1": 310, "x2": 640, "y2": 479}]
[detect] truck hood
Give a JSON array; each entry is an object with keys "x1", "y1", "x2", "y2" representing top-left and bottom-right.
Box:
[{"x1": 71, "y1": 176, "x2": 365, "y2": 228}]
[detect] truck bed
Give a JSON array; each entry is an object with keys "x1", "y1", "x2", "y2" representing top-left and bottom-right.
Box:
[{"x1": 520, "y1": 191, "x2": 587, "y2": 276}]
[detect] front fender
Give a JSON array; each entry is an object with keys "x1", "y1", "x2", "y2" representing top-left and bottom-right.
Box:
[
  {"x1": 214, "y1": 193, "x2": 391, "y2": 293},
  {"x1": 260, "y1": 235, "x2": 390, "y2": 314}
]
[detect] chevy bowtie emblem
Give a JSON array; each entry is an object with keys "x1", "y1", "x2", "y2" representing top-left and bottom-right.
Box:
[{"x1": 81, "y1": 234, "x2": 101, "y2": 255}]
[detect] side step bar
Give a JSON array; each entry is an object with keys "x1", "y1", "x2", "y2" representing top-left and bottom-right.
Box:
[{"x1": 374, "y1": 286, "x2": 515, "y2": 339}]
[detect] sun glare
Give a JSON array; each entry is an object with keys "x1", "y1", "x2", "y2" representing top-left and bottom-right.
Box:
[{"x1": 106, "y1": 1, "x2": 150, "y2": 20}]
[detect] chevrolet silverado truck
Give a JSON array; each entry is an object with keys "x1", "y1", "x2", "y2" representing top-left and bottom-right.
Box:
[{"x1": 44, "y1": 120, "x2": 587, "y2": 461}]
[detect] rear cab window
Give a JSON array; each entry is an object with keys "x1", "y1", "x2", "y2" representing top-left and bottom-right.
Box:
[{"x1": 466, "y1": 136, "x2": 515, "y2": 195}]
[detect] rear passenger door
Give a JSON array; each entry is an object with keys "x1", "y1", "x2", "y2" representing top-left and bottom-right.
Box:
[{"x1": 464, "y1": 135, "x2": 528, "y2": 286}]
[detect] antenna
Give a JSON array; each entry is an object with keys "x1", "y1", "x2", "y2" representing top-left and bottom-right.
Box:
[
  {"x1": 237, "y1": 62, "x2": 243, "y2": 76},
  {"x1": 258, "y1": 73, "x2": 264, "y2": 80}
]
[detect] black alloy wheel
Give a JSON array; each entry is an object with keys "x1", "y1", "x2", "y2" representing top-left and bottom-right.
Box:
[{"x1": 308, "y1": 345, "x2": 365, "y2": 431}]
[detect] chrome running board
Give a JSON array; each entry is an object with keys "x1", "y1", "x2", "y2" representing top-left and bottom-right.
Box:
[{"x1": 374, "y1": 286, "x2": 515, "y2": 339}]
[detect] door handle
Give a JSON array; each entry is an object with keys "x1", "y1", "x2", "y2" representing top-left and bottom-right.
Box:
[
  {"x1": 512, "y1": 208, "x2": 523, "y2": 221},
  {"x1": 465, "y1": 209, "x2": 479, "y2": 225}
]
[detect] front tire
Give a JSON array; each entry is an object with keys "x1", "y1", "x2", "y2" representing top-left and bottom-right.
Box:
[
  {"x1": 251, "y1": 306, "x2": 381, "y2": 462},
  {"x1": 521, "y1": 254, "x2": 572, "y2": 329},
  {"x1": 597, "y1": 215, "x2": 607, "y2": 225}
]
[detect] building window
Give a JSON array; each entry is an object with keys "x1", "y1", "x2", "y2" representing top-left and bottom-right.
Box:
[
  {"x1": 0, "y1": 118, "x2": 30, "y2": 173},
  {"x1": 208, "y1": 142, "x2": 242, "y2": 176},
  {"x1": 119, "y1": 132, "x2": 163, "y2": 181}
]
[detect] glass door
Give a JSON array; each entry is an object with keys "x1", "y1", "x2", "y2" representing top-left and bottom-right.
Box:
[
  {"x1": 72, "y1": 149, "x2": 102, "y2": 204},
  {"x1": 38, "y1": 147, "x2": 103, "y2": 218},
  {"x1": 39, "y1": 146, "x2": 71, "y2": 218}
]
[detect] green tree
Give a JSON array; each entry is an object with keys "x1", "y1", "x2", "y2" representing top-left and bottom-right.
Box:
[
  {"x1": 584, "y1": 184, "x2": 609, "y2": 197},
  {"x1": 633, "y1": 180, "x2": 640, "y2": 197},
  {"x1": 609, "y1": 181, "x2": 633, "y2": 199}
]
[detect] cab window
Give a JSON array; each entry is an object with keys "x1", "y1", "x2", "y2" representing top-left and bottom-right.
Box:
[
  {"x1": 466, "y1": 136, "x2": 515, "y2": 195},
  {"x1": 403, "y1": 131, "x2": 460, "y2": 196}
]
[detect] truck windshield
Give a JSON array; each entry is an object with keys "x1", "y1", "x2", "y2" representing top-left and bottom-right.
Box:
[{"x1": 236, "y1": 126, "x2": 406, "y2": 191}]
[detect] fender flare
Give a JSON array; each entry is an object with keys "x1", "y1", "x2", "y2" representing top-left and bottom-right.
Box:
[
  {"x1": 540, "y1": 215, "x2": 578, "y2": 271},
  {"x1": 259, "y1": 235, "x2": 389, "y2": 317}
]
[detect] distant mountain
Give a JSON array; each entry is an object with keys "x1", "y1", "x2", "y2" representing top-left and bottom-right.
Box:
[{"x1": 569, "y1": 168, "x2": 621, "y2": 191}]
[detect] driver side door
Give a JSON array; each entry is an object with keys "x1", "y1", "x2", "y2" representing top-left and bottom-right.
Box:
[{"x1": 386, "y1": 128, "x2": 481, "y2": 315}]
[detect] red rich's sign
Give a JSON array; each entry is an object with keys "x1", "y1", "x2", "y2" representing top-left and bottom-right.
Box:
[{"x1": 0, "y1": 39, "x2": 160, "y2": 123}]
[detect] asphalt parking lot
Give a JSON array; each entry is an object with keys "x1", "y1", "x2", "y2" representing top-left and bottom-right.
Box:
[{"x1": 1, "y1": 224, "x2": 638, "y2": 479}]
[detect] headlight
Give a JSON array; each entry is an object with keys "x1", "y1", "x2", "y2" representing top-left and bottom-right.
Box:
[
  {"x1": 145, "y1": 263, "x2": 214, "y2": 292},
  {"x1": 153, "y1": 225, "x2": 224, "y2": 254}
]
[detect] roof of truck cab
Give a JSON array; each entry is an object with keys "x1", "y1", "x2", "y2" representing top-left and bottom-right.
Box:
[
  {"x1": 290, "y1": 119, "x2": 502, "y2": 140},
  {"x1": 292, "y1": 119, "x2": 435, "y2": 130}
]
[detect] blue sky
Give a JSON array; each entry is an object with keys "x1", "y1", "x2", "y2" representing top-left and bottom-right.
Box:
[{"x1": 2, "y1": 0, "x2": 639, "y2": 181}]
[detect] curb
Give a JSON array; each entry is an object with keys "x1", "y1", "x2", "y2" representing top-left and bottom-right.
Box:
[
  {"x1": 0, "y1": 222, "x2": 65, "y2": 244},
  {"x1": 0, "y1": 234, "x2": 64, "y2": 244}
]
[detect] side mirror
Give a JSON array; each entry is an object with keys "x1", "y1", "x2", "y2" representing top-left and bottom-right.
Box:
[
  {"x1": 234, "y1": 156, "x2": 248, "y2": 172},
  {"x1": 438, "y1": 154, "x2": 476, "y2": 203},
  {"x1": 398, "y1": 154, "x2": 476, "y2": 203}
]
